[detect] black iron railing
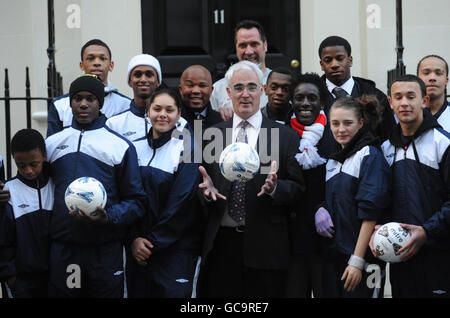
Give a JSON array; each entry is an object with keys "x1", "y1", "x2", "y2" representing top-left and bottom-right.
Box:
[
  {"x1": 387, "y1": 0, "x2": 406, "y2": 95},
  {"x1": 0, "y1": 67, "x2": 62, "y2": 180},
  {"x1": 0, "y1": 0, "x2": 62, "y2": 180}
]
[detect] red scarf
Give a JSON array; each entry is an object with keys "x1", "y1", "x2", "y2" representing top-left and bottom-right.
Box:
[{"x1": 290, "y1": 113, "x2": 327, "y2": 138}]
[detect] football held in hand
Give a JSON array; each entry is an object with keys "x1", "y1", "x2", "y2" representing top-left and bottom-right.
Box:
[{"x1": 64, "y1": 177, "x2": 107, "y2": 217}]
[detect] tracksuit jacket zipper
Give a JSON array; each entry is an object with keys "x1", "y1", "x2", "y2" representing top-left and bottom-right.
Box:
[
  {"x1": 36, "y1": 179, "x2": 42, "y2": 212},
  {"x1": 73, "y1": 129, "x2": 85, "y2": 178}
]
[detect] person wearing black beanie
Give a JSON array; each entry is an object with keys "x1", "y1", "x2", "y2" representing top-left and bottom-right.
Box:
[
  {"x1": 68, "y1": 74, "x2": 105, "y2": 126},
  {"x1": 69, "y1": 74, "x2": 105, "y2": 108},
  {"x1": 45, "y1": 73, "x2": 147, "y2": 299}
]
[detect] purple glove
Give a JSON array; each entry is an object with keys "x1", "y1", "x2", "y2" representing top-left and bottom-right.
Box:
[{"x1": 315, "y1": 207, "x2": 334, "y2": 239}]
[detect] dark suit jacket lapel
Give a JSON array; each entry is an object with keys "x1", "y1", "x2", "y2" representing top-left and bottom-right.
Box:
[{"x1": 248, "y1": 116, "x2": 273, "y2": 189}]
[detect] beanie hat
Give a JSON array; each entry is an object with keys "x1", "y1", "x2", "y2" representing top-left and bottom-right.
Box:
[
  {"x1": 69, "y1": 74, "x2": 105, "y2": 108},
  {"x1": 127, "y1": 54, "x2": 162, "y2": 85}
]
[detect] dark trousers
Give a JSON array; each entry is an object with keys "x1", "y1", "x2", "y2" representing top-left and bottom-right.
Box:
[
  {"x1": 390, "y1": 248, "x2": 450, "y2": 298},
  {"x1": 285, "y1": 252, "x2": 323, "y2": 298},
  {"x1": 198, "y1": 227, "x2": 286, "y2": 298},
  {"x1": 48, "y1": 241, "x2": 124, "y2": 298},
  {"x1": 322, "y1": 253, "x2": 378, "y2": 298},
  {"x1": 8, "y1": 272, "x2": 48, "y2": 298},
  {"x1": 126, "y1": 248, "x2": 199, "y2": 298}
]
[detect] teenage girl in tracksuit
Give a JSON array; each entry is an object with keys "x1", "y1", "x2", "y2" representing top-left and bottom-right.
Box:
[
  {"x1": 315, "y1": 95, "x2": 391, "y2": 297},
  {"x1": 127, "y1": 88, "x2": 201, "y2": 298}
]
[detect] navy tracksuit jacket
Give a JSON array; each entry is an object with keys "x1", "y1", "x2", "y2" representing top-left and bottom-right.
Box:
[
  {"x1": 126, "y1": 125, "x2": 201, "y2": 298},
  {"x1": 321, "y1": 127, "x2": 391, "y2": 297},
  {"x1": 45, "y1": 114, "x2": 146, "y2": 297},
  {"x1": 381, "y1": 110, "x2": 450, "y2": 297},
  {"x1": 0, "y1": 170, "x2": 54, "y2": 297}
]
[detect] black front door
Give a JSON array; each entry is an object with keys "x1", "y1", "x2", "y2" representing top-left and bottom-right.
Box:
[{"x1": 141, "y1": 0, "x2": 300, "y2": 87}]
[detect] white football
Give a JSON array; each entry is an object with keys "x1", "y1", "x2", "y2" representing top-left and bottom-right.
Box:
[
  {"x1": 219, "y1": 142, "x2": 260, "y2": 182},
  {"x1": 64, "y1": 177, "x2": 107, "y2": 217},
  {"x1": 373, "y1": 222, "x2": 411, "y2": 263}
]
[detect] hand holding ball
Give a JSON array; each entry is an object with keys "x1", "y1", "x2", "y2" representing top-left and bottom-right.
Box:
[
  {"x1": 372, "y1": 222, "x2": 411, "y2": 263},
  {"x1": 65, "y1": 177, "x2": 107, "y2": 218}
]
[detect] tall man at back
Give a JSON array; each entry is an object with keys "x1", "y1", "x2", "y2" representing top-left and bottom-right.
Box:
[
  {"x1": 210, "y1": 20, "x2": 271, "y2": 121},
  {"x1": 318, "y1": 36, "x2": 396, "y2": 154},
  {"x1": 417, "y1": 54, "x2": 449, "y2": 131},
  {"x1": 47, "y1": 39, "x2": 130, "y2": 137}
]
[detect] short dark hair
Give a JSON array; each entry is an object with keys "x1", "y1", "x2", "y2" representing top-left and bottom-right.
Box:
[
  {"x1": 417, "y1": 54, "x2": 449, "y2": 76},
  {"x1": 267, "y1": 67, "x2": 295, "y2": 83},
  {"x1": 318, "y1": 36, "x2": 352, "y2": 58},
  {"x1": 234, "y1": 20, "x2": 267, "y2": 45},
  {"x1": 390, "y1": 74, "x2": 427, "y2": 97},
  {"x1": 293, "y1": 72, "x2": 329, "y2": 103},
  {"x1": 148, "y1": 88, "x2": 182, "y2": 110},
  {"x1": 11, "y1": 129, "x2": 46, "y2": 157},
  {"x1": 80, "y1": 39, "x2": 112, "y2": 60}
]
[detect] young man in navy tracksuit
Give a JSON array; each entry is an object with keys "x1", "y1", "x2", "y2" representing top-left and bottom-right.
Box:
[
  {"x1": 416, "y1": 54, "x2": 449, "y2": 132},
  {"x1": 47, "y1": 39, "x2": 130, "y2": 137},
  {"x1": 0, "y1": 129, "x2": 53, "y2": 297},
  {"x1": 106, "y1": 54, "x2": 162, "y2": 142},
  {"x1": 45, "y1": 75, "x2": 146, "y2": 297},
  {"x1": 379, "y1": 74, "x2": 450, "y2": 297}
]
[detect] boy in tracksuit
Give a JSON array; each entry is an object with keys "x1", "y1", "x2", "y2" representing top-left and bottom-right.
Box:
[
  {"x1": 45, "y1": 75, "x2": 146, "y2": 297},
  {"x1": 0, "y1": 129, "x2": 53, "y2": 297},
  {"x1": 47, "y1": 39, "x2": 130, "y2": 137},
  {"x1": 380, "y1": 74, "x2": 450, "y2": 297}
]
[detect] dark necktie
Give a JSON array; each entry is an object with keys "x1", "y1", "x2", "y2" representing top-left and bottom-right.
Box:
[
  {"x1": 228, "y1": 121, "x2": 249, "y2": 223},
  {"x1": 332, "y1": 87, "x2": 348, "y2": 99}
]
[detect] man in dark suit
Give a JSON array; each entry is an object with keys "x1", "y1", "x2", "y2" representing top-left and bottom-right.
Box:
[
  {"x1": 318, "y1": 36, "x2": 396, "y2": 156},
  {"x1": 196, "y1": 61, "x2": 305, "y2": 298}
]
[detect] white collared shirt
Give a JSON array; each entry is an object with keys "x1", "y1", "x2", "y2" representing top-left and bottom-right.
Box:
[
  {"x1": 326, "y1": 77, "x2": 355, "y2": 98},
  {"x1": 232, "y1": 110, "x2": 263, "y2": 149},
  {"x1": 220, "y1": 109, "x2": 277, "y2": 227}
]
